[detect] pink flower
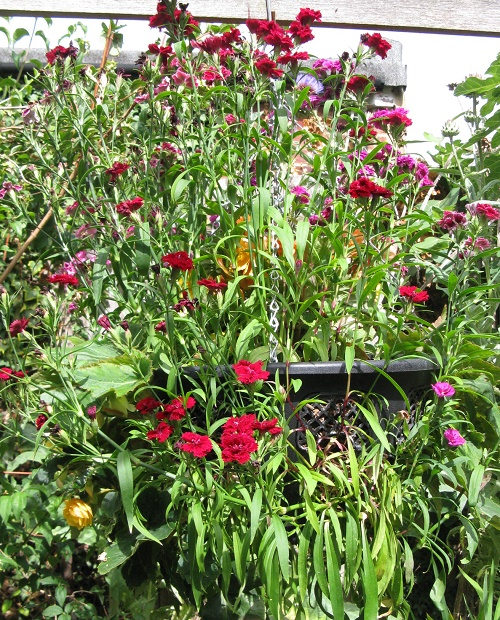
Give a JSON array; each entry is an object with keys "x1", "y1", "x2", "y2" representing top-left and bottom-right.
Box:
[
  {"x1": 474, "y1": 203, "x2": 500, "y2": 221},
  {"x1": 444, "y1": 428, "x2": 466, "y2": 447},
  {"x1": 178, "y1": 432, "x2": 213, "y2": 457},
  {"x1": 87, "y1": 406, "x2": 97, "y2": 420},
  {"x1": 232, "y1": 360, "x2": 270, "y2": 384},
  {"x1": 438, "y1": 210, "x2": 468, "y2": 232},
  {"x1": 432, "y1": 382, "x2": 456, "y2": 398},
  {"x1": 172, "y1": 68, "x2": 198, "y2": 88},
  {"x1": 97, "y1": 315, "x2": 112, "y2": 330},
  {"x1": 369, "y1": 108, "x2": 412, "y2": 129},
  {"x1": 9, "y1": 318, "x2": 29, "y2": 336},
  {"x1": 291, "y1": 186, "x2": 310, "y2": 204}
]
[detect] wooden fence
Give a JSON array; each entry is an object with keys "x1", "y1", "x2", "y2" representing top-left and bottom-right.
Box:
[{"x1": 1, "y1": 0, "x2": 500, "y2": 36}]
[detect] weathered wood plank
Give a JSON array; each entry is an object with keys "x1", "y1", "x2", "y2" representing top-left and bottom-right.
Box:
[{"x1": 1, "y1": 0, "x2": 499, "y2": 36}]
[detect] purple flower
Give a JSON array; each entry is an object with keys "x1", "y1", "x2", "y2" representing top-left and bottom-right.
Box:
[
  {"x1": 291, "y1": 186, "x2": 310, "y2": 204},
  {"x1": 437, "y1": 211, "x2": 467, "y2": 232},
  {"x1": 432, "y1": 381, "x2": 456, "y2": 398},
  {"x1": 296, "y1": 73, "x2": 324, "y2": 95},
  {"x1": 443, "y1": 428, "x2": 466, "y2": 447},
  {"x1": 97, "y1": 315, "x2": 112, "y2": 330}
]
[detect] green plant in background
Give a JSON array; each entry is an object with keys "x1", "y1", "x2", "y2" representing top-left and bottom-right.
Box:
[{"x1": 0, "y1": 2, "x2": 499, "y2": 617}]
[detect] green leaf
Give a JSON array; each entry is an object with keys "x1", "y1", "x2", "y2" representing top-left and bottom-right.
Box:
[
  {"x1": 298, "y1": 523, "x2": 313, "y2": 599},
  {"x1": 117, "y1": 451, "x2": 134, "y2": 533},
  {"x1": 171, "y1": 171, "x2": 190, "y2": 202},
  {"x1": 295, "y1": 219, "x2": 310, "y2": 261},
  {"x1": 324, "y1": 521, "x2": 345, "y2": 620},
  {"x1": 42, "y1": 605, "x2": 64, "y2": 617},
  {"x1": 468, "y1": 464, "x2": 485, "y2": 507},
  {"x1": 235, "y1": 318, "x2": 264, "y2": 360},
  {"x1": 74, "y1": 351, "x2": 152, "y2": 399},
  {"x1": 250, "y1": 488, "x2": 262, "y2": 543},
  {"x1": 92, "y1": 248, "x2": 109, "y2": 308},
  {"x1": 13, "y1": 28, "x2": 29, "y2": 44},
  {"x1": 272, "y1": 514, "x2": 290, "y2": 583},
  {"x1": 361, "y1": 523, "x2": 378, "y2": 620}
]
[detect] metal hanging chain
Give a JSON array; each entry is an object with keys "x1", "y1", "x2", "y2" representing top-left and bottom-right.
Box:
[{"x1": 267, "y1": 79, "x2": 288, "y2": 363}]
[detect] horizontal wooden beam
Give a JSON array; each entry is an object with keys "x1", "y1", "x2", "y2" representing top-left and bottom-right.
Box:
[{"x1": 1, "y1": 0, "x2": 499, "y2": 36}]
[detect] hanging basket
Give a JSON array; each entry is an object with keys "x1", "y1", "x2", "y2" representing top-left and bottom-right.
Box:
[{"x1": 267, "y1": 358, "x2": 436, "y2": 454}]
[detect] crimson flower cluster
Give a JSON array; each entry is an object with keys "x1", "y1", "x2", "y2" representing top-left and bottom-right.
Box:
[
  {"x1": 48, "y1": 273, "x2": 79, "y2": 287},
  {"x1": 105, "y1": 161, "x2": 130, "y2": 182},
  {"x1": 245, "y1": 8, "x2": 322, "y2": 78},
  {"x1": 9, "y1": 318, "x2": 29, "y2": 336},
  {"x1": 149, "y1": 2, "x2": 199, "y2": 36},
  {"x1": 232, "y1": 360, "x2": 270, "y2": 384},
  {"x1": 0, "y1": 367, "x2": 25, "y2": 381},
  {"x1": 116, "y1": 197, "x2": 144, "y2": 217},
  {"x1": 360, "y1": 32, "x2": 392, "y2": 59},
  {"x1": 399, "y1": 285, "x2": 429, "y2": 304},
  {"x1": 220, "y1": 413, "x2": 282, "y2": 464},
  {"x1": 161, "y1": 250, "x2": 194, "y2": 271},
  {"x1": 46, "y1": 43, "x2": 78, "y2": 65},
  {"x1": 348, "y1": 177, "x2": 393, "y2": 199}
]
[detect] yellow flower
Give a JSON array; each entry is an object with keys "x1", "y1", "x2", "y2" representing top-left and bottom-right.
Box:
[{"x1": 63, "y1": 498, "x2": 93, "y2": 529}]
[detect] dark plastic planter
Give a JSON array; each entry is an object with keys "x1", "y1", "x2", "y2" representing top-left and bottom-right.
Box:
[{"x1": 266, "y1": 358, "x2": 437, "y2": 453}]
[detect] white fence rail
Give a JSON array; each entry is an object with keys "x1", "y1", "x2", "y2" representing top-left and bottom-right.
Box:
[{"x1": 1, "y1": 0, "x2": 499, "y2": 36}]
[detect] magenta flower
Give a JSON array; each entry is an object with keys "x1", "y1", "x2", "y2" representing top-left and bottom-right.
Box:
[
  {"x1": 432, "y1": 382, "x2": 456, "y2": 398},
  {"x1": 443, "y1": 428, "x2": 466, "y2": 447}
]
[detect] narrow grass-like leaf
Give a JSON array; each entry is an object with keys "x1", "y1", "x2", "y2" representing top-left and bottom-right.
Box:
[
  {"x1": 324, "y1": 521, "x2": 345, "y2": 620},
  {"x1": 361, "y1": 523, "x2": 378, "y2": 620},
  {"x1": 298, "y1": 522, "x2": 313, "y2": 600},
  {"x1": 313, "y1": 517, "x2": 329, "y2": 598},
  {"x1": 272, "y1": 513, "x2": 290, "y2": 584},
  {"x1": 117, "y1": 451, "x2": 134, "y2": 533},
  {"x1": 250, "y1": 488, "x2": 262, "y2": 543}
]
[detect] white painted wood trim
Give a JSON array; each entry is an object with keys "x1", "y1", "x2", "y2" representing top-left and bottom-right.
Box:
[{"x1": 1, "y1": 0, "x2": 499, "y2": 36}]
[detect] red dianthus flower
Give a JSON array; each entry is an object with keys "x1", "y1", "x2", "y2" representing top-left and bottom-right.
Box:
[
  {"x1": 116, "y1": 197, "x2": 144, "y2": 216},
  {"x1": 348, "y1": 177, "x2": 393, "y2": 199},
  {"x1": 161, "y1": 251, "x2": 194, "y2": 271},
  {"x1": 360, "y1": 33, "x2": 392, "y2": 59},
  {"x1": 49, "y1": 273, "x2": 79, "y2": 287},
  {"x1": 399, "y1": 285, "x2": 429, "y2": 303},
  {"x1": 254, "y1": 55, "x2": 284, "y2": 78},
  {"x1": 105, "y1": 162, "x2": 129, "y2": 181},
  {"x1": 136, "y1": 396, "x2": 163, "y2": 414},
  {"x1": 9, "y1": 318, "x2": 29, "y2": 336},
  {"x1": 178, "y1": 432, "x2": 213, "y2": 458},
  {"x1": 232, "y1": 360, "x2": 270, "y2": 384},
  {"x1": 197, "y1": 278, "x2": 228, "y2": 292},
  {"x1": 220, "y1": 432, "x2": 258, "y2": 464},
  {"x1": 147, "y1": 421, "x2": 174, "y2": 443}
]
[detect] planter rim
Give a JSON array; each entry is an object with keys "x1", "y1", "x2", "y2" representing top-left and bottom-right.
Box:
[
  {"x1": 177, "y1": 357, "x2": 437, "y2": 379},
  {"x1": 266, "y1": 357, "x2": 437, "y2": 376}
]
